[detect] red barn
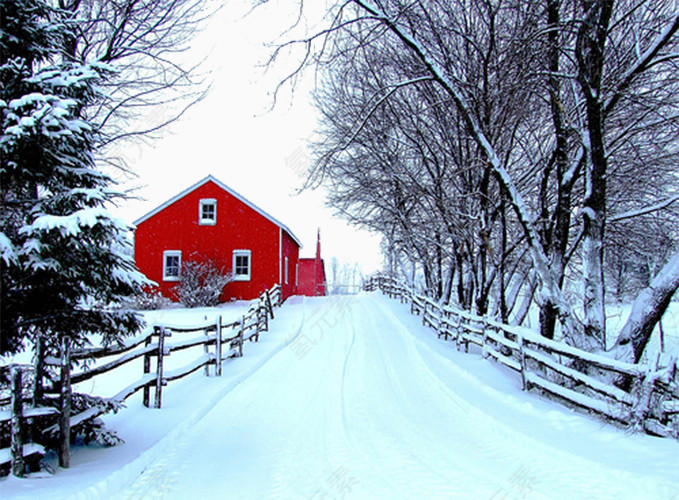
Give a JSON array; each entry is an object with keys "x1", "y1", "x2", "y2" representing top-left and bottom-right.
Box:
[
  {"x1": 297, "y1": 231, "x2": 327, "y2": 296},
  {"x1": 133, "y1": 175, "x2": 324, "y2": 302}
]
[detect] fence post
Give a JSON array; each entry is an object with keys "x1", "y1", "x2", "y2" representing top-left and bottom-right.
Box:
[
  {"x1": 655, "y1": 356, "x2": 676, "y2": 429},
  {"x1": 154, "y1": 327, "x2": 167, "y2": 409},
  {"x1": 248, "y1": 307, "x2": 259, "y2": 343},
  {"x1": 33, "y1": 336, "x2": 44, "y2": 407},
  {"x1": 10, "y1": 366, "x2": 25, "y2": 478},
  {"x1": 143, "y1": 334, "x2": 152, "y2": 408},
  {"x1": 634, "y1": 353, "x2": 661, "y2": 430},
  {"x1": 266, "y1": 290, "x2": 274, "y2": 320},
  {"x1": 454, "y1": 314, "x2": 462, "y2": 350},
  {"x1": 204, "y1": 327, "x2": 211, "y2": 377},
  {"x1": 215, "y1": 316, "x2": 223, "y2": 377},
  {"x1": 238, "y1": 318, "x2": 244, "y2": 358},
  {"x1": 438, "y1": 312, "x2": 448, "y2": 341},
  {"x1": 518, "y1": 333, "x2": 528, "y2": 391},
  {"x1": 59, "y1": 337, "x2": 71, "y2": 469},
  {"x1": 481, "y1": 319, "x2": 489, "y2": 359},
  {"x1": 263, "y1": 298, "x2": 269, "y2": 332},
  {"x1": 422, "y1": 302, "x2": 428, "y2": 326},
  {"x1": 459, "y1": 315, "x2": 470, "y2": 353}
]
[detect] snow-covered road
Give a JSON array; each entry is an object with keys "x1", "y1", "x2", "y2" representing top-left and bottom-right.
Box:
[{"x1": 114, "y1": 294, "x2": 678, "y2": 499}]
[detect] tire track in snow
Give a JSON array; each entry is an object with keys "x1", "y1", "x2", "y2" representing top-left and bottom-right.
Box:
[
  {"x1": 267, "y1": 302, "x2": 344, "y2": 499},
  {"x1": 367, "y1": 293, "x2": 675, "y2": 499},
  {"x1": 116, "y1": 427, "x2": 195, "y2": 500},
  {"x1": 346, "y1": 296, "x2": 486, "y2": 497},
  {"x1": 339, "y1": 318, "x2": 356, "y2": 434},
  {"x1": 97, "y1": 294, "x2": 677, "y2": 500},
  {"x1": 365, "y1": 295, "x2": 585, "y2": 497},
  {"x1": 300, "y1": 296, "x2": 363, "y2": 498},
  {"x1": 350, "y1": 295, "x2": 575, "y2": 497}
]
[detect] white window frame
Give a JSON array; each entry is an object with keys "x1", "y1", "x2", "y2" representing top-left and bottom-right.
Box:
[
  {"x1": 163, "y1": 250, "x2": 182, "y2": 281},
  {"x1": 233, "y1": 249, "x2": 251, "y2": 281},
  {"x1": 199, "y1": 199, "x2": 217, "y2": 225},
  {"x1": 284, "y1": 257, "x2": 289, "y2": 284}
]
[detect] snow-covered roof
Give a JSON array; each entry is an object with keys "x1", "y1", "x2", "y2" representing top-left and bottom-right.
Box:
[{"x1": 133, "y1": 175, "x2": 302, "y2": 247}]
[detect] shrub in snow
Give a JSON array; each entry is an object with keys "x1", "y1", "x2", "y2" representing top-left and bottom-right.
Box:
[
  {"x1": 38, "y1": 393, "x2": 125, "y2": 450},
  {"x1": 71, "y1": 394, "x2": 125, "y2": 447},
  {"x1": 176, "y1": 260, "x2": 232, "y2": 308},
  {"x1": 126, "y1": 289, "x2": 174, "y2": 310}
]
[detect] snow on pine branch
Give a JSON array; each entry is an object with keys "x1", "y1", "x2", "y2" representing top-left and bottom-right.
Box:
[
  {"x1": 19, "y1": 207, "x2": 126, "y2": 238},
  {"x1": 0, "y1": 233, "x2": 17, "y2": 265},
  {"x1": 3, "y1": 92, "x2": 91, "y2": 139}
]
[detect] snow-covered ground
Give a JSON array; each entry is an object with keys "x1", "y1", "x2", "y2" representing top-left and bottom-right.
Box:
[{"x1": 3, "y1": 293, "x2": 678, "y2": 499}]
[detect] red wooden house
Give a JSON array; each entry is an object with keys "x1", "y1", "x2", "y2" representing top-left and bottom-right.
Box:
[{"x1": 133, "y1": 175, "x2": 325, "y2": 302}]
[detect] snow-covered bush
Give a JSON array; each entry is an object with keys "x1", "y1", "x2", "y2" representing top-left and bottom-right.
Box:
[
  {"x1": 176, "y1": 260, "x2": 232, "y2": 308},
  {"x1": 37, "y1": 392, "x2": 125, "y2": 452},
  {"x1": 70, "y1": 394, "x2": 125, "y2": 446},
  {"x1": 126, "y1": 289, "x2": 174, "y2": 310}
]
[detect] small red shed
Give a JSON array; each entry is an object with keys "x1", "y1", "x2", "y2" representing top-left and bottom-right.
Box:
[
  {"x1": 134, "y1": 175, "x2": 304, "y2": 301},
  {"x1": 297, "y1": 230, "x2": 327, "y2": 296}
]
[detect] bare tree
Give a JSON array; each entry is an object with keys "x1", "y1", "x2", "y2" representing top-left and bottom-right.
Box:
[
  {"x1": 268, "y1": 0, "x2": 679, "y2": 362},
  {"x1": 54, "y1": 0, "x2": 217, "y2": 171}
]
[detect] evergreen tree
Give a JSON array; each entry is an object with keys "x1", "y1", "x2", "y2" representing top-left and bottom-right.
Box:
[{"x1": 0, "y1": 0, "x2": 148, "y2": 357}]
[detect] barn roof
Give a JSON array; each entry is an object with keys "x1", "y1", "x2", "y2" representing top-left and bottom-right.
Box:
[{"x1": 133, "y1": 175, "x2": 302, "y2": 247}]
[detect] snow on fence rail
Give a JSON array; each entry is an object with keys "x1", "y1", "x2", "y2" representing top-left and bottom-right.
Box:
[
  {"x1": 365, "y1": 276, "x2": 679, "y2": 438},
  {"x1": 0, "y1": 284, "x2": 282, "y2": 477}
]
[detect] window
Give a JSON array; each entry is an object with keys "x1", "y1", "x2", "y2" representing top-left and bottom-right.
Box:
[
  {"x1": 284, "y1": 257, "x2": 289, "y2": 284},
  {"x1": 163, "y1": 251, "x2": 181, "y2": 281},
  {"x1": 199, "y1": 199, "x2": 217, "y2": 225},
  {"x1": 233, "y1": 250, "x2": 251, "y2": 281}
]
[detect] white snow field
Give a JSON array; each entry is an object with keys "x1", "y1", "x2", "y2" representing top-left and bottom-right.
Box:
[{"x1": 3, "y1": 293, "x2": 679, "y2": 499}]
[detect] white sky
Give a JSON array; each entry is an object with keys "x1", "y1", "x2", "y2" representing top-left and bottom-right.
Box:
[{"x1": 111, "y1": 1, "x2": 383, "y2": 277}]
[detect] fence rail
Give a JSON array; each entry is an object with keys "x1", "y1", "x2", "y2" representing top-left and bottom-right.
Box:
[
  {"x1": 0, "y1": 284, "x2": 283, "y2": 477},
  {"x1": 366, "y1": 276, "x2": 679, "y2": 437}
]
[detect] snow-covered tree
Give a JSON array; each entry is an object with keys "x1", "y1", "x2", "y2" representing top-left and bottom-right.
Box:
[
  {"x1": 270, "y1": 0, "x2": 679, "y2": 361},
  {"x1": 0, "y1": 0, "x2": 148, "y2": 356}
]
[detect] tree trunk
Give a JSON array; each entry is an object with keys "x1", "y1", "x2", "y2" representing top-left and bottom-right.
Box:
[
  {"x1": 611, "y1": 251, "x2": 679, "y2": 363},
  {"x1": 539, "y1": 304, "x2": 558, "y2": 340},
  {"x1": 576, "y1": 0, "x2": 614, "y2": 350},
  {"x1": 538, "y1": 0, "x2": 575, "y2": 342},
  {"x1": 441, "y1": 258, "x2": 455, "y2": 305},
  {"x1": 511, "y1": 273, "x2": 537, "y2": 327},
  {"x1": 456, "y1": 252, "x2": 465, "y2": 307}
]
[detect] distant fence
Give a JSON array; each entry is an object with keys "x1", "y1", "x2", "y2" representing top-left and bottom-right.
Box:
[
  {"x1": 365, "y1": 276, "x2": 679, "y2": 438},
  {"x1": 328, "y1": 284, "x2": 364, "y2": 295},
  {"x1": 0, "y1": 284, "x2": 282, "y2": 477}
]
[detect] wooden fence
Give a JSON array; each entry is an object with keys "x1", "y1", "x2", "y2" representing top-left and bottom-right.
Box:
[
  {"x1": 0, "y1": 284, "x2": 282, "y2": 477},
  {"x1": 366, "y1": 276, "x2": 679, "y2": 438}
]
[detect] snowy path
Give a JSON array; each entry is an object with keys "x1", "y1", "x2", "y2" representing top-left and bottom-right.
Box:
[{"x1": 112, "y1": 294, "x2": 678, "y2": 499}]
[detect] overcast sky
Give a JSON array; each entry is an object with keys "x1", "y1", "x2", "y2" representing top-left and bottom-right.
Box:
[{"x1": 111, "y1": 1, "x2": 383, "y2": 277}]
